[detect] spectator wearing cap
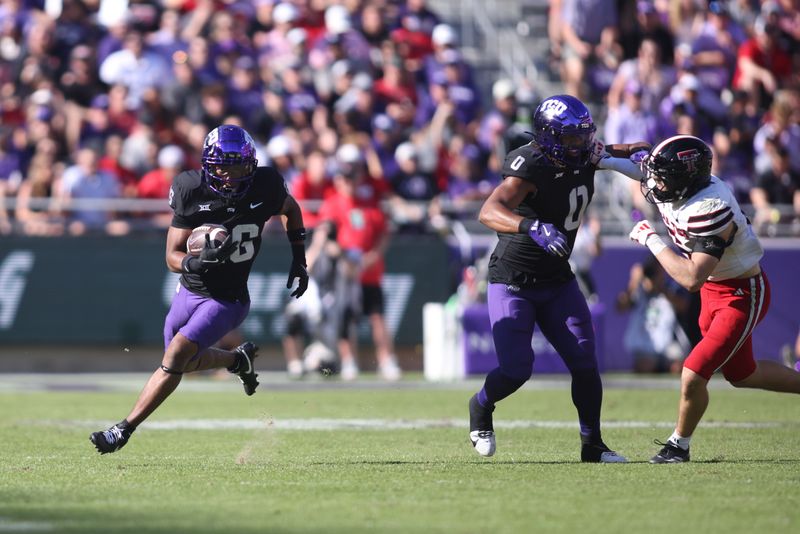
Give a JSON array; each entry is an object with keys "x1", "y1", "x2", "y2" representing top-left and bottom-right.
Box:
[
  {"x1": 477, "y1": 78, "x2": 521, "y2": 159},
  {"x1": 423, "y1": 23, "x2": 474, "y2": 89},
  {"x1": 333, "y1": 72, "x2": 377, "y2": 136},
  {"x1": 95, "y1": 8, "x2": 132, "y2": 66},
  {"x1": 309, "y1": 5, "x2": 372, "y2": 74},
  {"x1": 657, "y1": 72, "x2": 726, "y2": 142},
  {"x1": 389, "y1": 141, "x2": 438, "y2": 205},
  {"x1": 99, "y1": 30, "x2": 174, "y2": 110},
  {"x1": 137, "y1": 144, "x2": 186, "y2": 201},
  {"x1": 370, "y1": 113, "x2": 403, "y2": 181},
  {"x1": 258, "y1": 2, "x2": 301, "y2": 73},
  {"x1": 687, "y1": 0, "x2": 747, "y2": 95},
  {"x1": 732, "y1": 15, "x2": 793, "y2": 109},
  {"x1": 266, "y1": 134, "x2": 300, "y2": 183}
]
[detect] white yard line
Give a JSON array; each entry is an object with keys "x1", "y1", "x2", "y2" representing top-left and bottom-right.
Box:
[
  {"x1": 63, "y1": 418, "x2": 784, "y2": 431},
  {"x1": 0, "y1": 518, "x2": 54, "y2": 532}
]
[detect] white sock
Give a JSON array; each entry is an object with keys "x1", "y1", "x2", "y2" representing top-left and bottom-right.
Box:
[{"x1": 668, "y1": 431, "x2": 691, "y2": 450}]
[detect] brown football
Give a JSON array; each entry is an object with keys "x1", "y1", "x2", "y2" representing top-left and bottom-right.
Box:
[{"x1": 186, "y1": 224, "x2": 229, "y2": 256}]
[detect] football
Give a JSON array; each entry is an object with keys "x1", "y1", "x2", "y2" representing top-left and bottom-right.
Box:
[{"x1": 186, "y1": 224, "x2": 229, "y2": 256}]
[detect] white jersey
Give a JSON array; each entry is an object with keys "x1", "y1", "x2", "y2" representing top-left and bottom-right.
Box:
[{"x1": 656, "y1": 175, "x2": 763, "y2": 280}]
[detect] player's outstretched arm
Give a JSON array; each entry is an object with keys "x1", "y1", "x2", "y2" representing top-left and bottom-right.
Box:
[{"x1": 595, "y1": 141, "x2": 650, "y2": 181}]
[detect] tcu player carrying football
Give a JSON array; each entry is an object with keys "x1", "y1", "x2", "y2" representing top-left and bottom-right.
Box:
[
  {"x1": 91, "y1": 125, "x2": 309, "y2": 454},
  {"x1": 469, "y1": 94, "x2": 649, "y2": 462},
  {"x1": 599, "y1": 134, "x2": 800, "y2": 463}
]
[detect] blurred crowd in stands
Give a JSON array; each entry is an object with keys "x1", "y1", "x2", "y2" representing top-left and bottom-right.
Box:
[{"x1": 0, "y1": 0, "x2": 799, "y2": 238}]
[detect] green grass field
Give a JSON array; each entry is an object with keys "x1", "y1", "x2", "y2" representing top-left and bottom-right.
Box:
[{"x1": 1, "y1": 373, "x2": 798, "y2": 533}]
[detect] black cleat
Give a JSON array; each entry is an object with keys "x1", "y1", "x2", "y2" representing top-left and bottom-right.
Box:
[
  {"x1": 90, "y1": 423, "x2": 134, "y2": 454},
  {"x1": 650, "y1": 439, "x2": 690, "y2": 463},
  {"x1": 229, "y1": 342, "x2": 259, "y2": 396},
  {"x1": 468, "y1": 394, "x2": 496, "y2": 457},
  {"x1": 581, "y1": 441, "x2": 628, "y2": 463}
]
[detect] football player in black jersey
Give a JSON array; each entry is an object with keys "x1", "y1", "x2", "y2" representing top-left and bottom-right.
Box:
[
  {"x1": 468, "y1": 94, "x2": 649, "y2": 462},
  {"x1": 91, "y1": 124, "x2": 309, "y2": 454}
]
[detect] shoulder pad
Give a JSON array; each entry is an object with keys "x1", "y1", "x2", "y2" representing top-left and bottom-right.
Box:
[{"x1": 686, "y1": 197, "x2": 733, "y2": 236}]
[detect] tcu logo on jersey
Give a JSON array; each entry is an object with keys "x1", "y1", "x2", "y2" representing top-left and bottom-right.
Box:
[{"x1": 676, "y1": 149, "x2": 700, "y2": 172}]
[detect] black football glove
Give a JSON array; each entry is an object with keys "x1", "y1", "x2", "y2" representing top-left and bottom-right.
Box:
[
  {"x1": 286, "y1": 260, "x2": 309, "y2": 298},
  {"x1": 200, "y1": 233, "x2": 238, "y2": 266}
]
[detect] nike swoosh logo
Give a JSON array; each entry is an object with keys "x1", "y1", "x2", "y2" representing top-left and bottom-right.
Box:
[
  {"x1": 543, "y1": 227, "x2": 551, "y2": 237},
  {"x1": 250, "y1": 202, "x2": 263, "y2": 209}
]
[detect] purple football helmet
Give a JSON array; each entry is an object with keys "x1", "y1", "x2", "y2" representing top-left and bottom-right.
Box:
[
  {"x1": 202, "y1": 124, "x2": 258, "y2": 199},
  {"x1": 532, "y1": 95, "x2": 596, "y2": 167}
]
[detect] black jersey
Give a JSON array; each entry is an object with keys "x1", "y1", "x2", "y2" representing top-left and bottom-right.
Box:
[
  {"x1": 488, "y1": 143, "x2": 596, "y2": 287},
  {"x1": 169, "y1": 167, "x2": 288, "y2": 302}
]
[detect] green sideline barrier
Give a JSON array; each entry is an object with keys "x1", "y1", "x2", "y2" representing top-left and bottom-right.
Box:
[{"x1": 0, "y1": 235, "x2": 451, "y2": 346}]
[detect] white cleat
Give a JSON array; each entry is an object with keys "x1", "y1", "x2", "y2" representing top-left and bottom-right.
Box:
[
  {"x1": 599, "y1": 451, "x2": 628, "y2": 463},
  {"x1": 469, "y1": 430, "x2": 496, "y2": 457}
]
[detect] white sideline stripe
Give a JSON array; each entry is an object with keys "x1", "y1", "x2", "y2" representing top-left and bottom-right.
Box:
[
  {"x1": 0, "y1": 518, "x2": 54, "y2": 532},
  {"x1": 68, "y1": 418, "x2": 784, "y2": 431}
]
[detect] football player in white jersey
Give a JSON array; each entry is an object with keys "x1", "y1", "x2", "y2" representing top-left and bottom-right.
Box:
[{"x1": 598, "y1": 135, "x2": 800, "y2": 463}]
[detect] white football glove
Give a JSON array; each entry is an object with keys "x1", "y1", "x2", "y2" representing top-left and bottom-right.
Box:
[{"x1": 629, "y1": 220, "x2": 667, "y2": 255}]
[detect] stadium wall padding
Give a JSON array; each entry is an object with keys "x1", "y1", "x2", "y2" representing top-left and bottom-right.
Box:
[
  {"x1": 0, "y1": 234, "x2": 451, "y2": 347},
  {"x1": 0, "y1": 236, "x2": 797, "y2": 370}
]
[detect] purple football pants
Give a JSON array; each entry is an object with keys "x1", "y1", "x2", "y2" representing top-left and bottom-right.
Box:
[
  {"x1": 163, "y1": 284, "x2": 249, "y2": 353},
  {"x1": 480, "y1": 279, "x2": 603, "y2": 439}
]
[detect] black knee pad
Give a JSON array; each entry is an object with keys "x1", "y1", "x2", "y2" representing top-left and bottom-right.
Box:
[{"x1": 160, "y1": 364, "x2": 184, "y2": 375}]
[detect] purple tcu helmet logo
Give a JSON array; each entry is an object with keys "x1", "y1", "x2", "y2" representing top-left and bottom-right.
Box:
[{"x1": 202, "y1": 124, "x2": 258, "y2": 199}]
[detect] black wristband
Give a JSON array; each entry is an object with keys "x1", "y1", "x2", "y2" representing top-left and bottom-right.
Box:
[
  {"x1": 181, "y1": 255, "x2": 205, "y2": 274},
  {"x1": 287, "y1": 227, "x2": 307, "y2": 242},
  {"x1": 518, "y1": 218, "x2": 536, "y2": 234},
  {"x1": 291, "y1": 242, "x2": 307, "y2": 265}
]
